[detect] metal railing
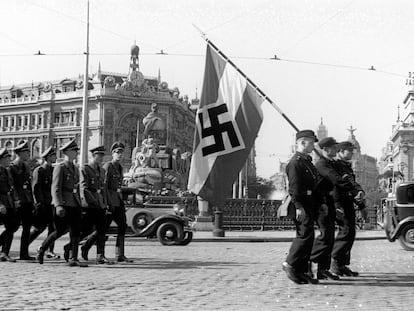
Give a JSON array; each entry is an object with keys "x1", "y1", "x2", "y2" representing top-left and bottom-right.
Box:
[{"x1": 144, "y1": 195, "x2": 380, "y2": 231}]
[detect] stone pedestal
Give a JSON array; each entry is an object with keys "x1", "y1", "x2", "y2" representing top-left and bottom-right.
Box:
[{"x1": 192, "y1": 196, "x2": 214, "y2": 231}]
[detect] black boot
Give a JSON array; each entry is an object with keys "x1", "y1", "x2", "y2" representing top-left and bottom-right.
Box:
[
  {"x1": 63, "y1": 243, "x2": 71, "y2": 262},
  {"x1": 96, "y1": 254, "x2": 114, "y2": 265},
  {"x1": 36, "y1": 247, "x2": 45, "y2": 265},
  {"x1": 67, "y1": 237, "x2": 88, "y2": 267},
  {"x1": 115, "y1": 236, "x2": 133, "y2": 263}
]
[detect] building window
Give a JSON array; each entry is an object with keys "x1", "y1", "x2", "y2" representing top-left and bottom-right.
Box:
[
  {"x1": 31, "y1": 115, "x2": 36, "y2": 126},
  {"x1": 11, "y1": 117, "x2": 15, "y2": 127},
  {"x1": 17, "y1": 116, "x2": 22, "y2": 127},
  {"x1": 61, "y1": 112, "x2": 70, "y2": 124},
  {"x1": 5, "y1": 117, "x2": 9, "y2": 127},
  {"x1": 70, "y1": 111, "x2": 75, "y2": 122},
  {"x1": 24, "y1": 116, "x2": 28, "y2": 126},
  {"x1": 38, "y1": 115, "x2": 42, "y2": 127},
  {"x1": 54, "y1": 112, "x2": 60, "y2": 124}
]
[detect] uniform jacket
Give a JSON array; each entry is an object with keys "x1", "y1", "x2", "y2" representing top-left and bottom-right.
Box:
[
  {"x1": 32, "y1": 162, "x2": 53, "y2": 206},
  {"x1": 80, "y1": 162, "x2": 105, "y2": 209},
  {"x1": 286, "y1": 152, "x2": 321, "y2": 208},
  {"x1": 8, "y1": 160, "x2": 33, "y2": 204},
  {"x1": 52, "y1": 160, "x2": 81, "y2": 208},
  {"x1": 0, "y1": 166, "x2": 15, "y2": 209},
  {"x1": 333, "y1": 159, "x2": 364, "y2": 201},
  {"x1": 315, "y1": 156, "x2": 354, "y2": 203},
  {"x1": 103, "y1": 161, "x2": 123, "y2": 208}
]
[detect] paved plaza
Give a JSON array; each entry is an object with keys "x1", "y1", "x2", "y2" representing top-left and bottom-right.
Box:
[{"x1": 0, "y1": 231, "x2": 413, "y2": 311}]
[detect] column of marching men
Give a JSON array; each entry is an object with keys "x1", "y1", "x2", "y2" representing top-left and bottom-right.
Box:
[
  {"x1": 282, "y1": 130, "x2": 367, "y2": 284},
  {"x1": 0, "y1": 139, "x2": 133, "y2": 267}
]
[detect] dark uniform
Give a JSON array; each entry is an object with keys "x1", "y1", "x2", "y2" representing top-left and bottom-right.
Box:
[
  {"x1": 310, "y1": 138, "x2": 354, "y2": 279},
  {"x1": 77, "y1": 146, "x2": 110, "y2": 264},
  {"x1": 103, "y1": 142, "x2": 132, "y2": 262},
  {"x1": 0, "y1": 148, "x2": 19, "y2": 262},
  {"x1": 29, "y1": 147, "x2": 58, "y2": 257},
  {"x1": 283, "y1": 130, "x2": 320, "y2": 284},
  {"x1": 37, "y1": 139, "x2": 86, "y2": 267},
  {"x1": 331, "y1": 141, "x2": 364, "y2": 275},
  {"x1": 8, "y1": 141, "x2": 35, "y2": 260}
]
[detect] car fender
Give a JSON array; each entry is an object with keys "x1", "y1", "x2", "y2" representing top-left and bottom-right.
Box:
[
  {"x1": 132, "y1": 214, "x2": 185, "y2": 237},
  {"x1": 390, "y1": 216, "x2": 414, "y2": 241}
]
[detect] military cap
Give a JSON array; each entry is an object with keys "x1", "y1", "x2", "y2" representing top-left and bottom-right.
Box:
[
  {"x1": 89, "y1": 145, "x2": 105, "y2": 155},
  {"x1": 0, "y1": 148, "x2": 11, "y2": 159},
  {"x1": 296, "y1": 130, "x2": 318, "y2": 142},
  {"x1": 59, "y1": 139, "x2": 79, "y2": 152},
  {"x1": 40, "y1": 146, "x2": 56, "y2": 158},
  {"x1": 337, "y1": 141, "x2": 356, "y2": 150},
  {"x1": 318, "y1": 137, "x2": 338, "y2": 149},
  {"x1": 111, "y1": 141, "x2": 125, "y2": 153},
  {"x1": 13, "y1": 141, "x2": 30, "y2": 153}
]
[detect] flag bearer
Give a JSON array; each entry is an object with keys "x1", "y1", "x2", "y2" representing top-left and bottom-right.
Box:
[{"x1": 282, "y1": 130, "x2": 320, "y2": 284}]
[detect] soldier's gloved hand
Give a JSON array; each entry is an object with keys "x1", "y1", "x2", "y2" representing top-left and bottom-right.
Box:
[
  {"x1": 14, "y1": 200, "x2": 21, "y2": 209},
  {"x1": 335, "y1": 204, "x2": 345, "y2": 221},
  {"x1": 105, "y1": 205, "x2": 114, "y2": 215},
  {"x1": 354, "y1": 191, "x2": 365, "y2": 202},
  {"x1": 294, "y1": 202, "x2": 306, "y2": 223},
  {"x1": 0, "y1": 204, "x2": 7, "y2": 215},
  {"x1": 56, "y1": 206, "x2": 66, "y2": 217},
  {"x1": 319, "y1": 204, "x2": 329, "y2": 217}
]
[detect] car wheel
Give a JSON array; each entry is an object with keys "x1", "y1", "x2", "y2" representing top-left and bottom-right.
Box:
[
  {"x1": 131, "y1": 213, "x2": 152, "y2": 234},
  {"x1": 177, "y1": 232, "x2": 193, "y2": 246},
  {"x1": 398, "y1": 223, "x2": 414, "y2": 251},
  {"x1": 156, "y1": 221, "x2": 184, "y2": 246}
]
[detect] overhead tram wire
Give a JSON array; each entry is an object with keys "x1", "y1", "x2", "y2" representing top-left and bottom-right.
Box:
[{"x1": 0, "y1": 51, "x2": 406, "y2": 78}]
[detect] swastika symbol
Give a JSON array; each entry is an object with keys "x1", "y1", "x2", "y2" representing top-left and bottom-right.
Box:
[{"x1": 198, "y1": 104, "x2": 240, "y2": 156}]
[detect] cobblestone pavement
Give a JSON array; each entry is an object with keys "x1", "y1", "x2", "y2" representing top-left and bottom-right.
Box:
[{"x1": 1, "y1": 234, "x2": 413, "y2": 311}]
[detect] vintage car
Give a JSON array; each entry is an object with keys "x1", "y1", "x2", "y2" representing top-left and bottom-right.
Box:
[
  {"x1": 383, "y1": 182, "x2": 414, "y2": 251},
  {"x1": 117, "y1": 189, "x2": 193, "y2": 246}
]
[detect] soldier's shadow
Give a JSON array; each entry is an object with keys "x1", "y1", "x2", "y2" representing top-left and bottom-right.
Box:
[
  {"x1": 88, "y1": 258, "x2": 245, "y2": 270},
  {"x1": 323, "y1": 272, "x2": 414, "y2": 287}
]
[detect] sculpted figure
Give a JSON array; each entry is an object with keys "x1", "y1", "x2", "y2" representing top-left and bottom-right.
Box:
[{"x1": 143, "y1": 103, "x2": 163, "y2": 137}]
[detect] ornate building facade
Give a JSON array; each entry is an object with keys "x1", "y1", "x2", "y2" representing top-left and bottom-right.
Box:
[
  {"x1": 379, "y1": 85, "x2": 414, "y2": 193},
  {"x1": 0, "y1": 44, "x2": 197, "y2": 170}
]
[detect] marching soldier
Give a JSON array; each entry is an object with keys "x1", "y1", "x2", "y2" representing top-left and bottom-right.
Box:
[
  {"x1": 74, "y1": 146, "x2": 112, "y2": 264},
  {"x1": 37, "y1": 139, "x2": 87, "y2": 267},
  {"x1": 282, "y1": 130, "x2": 320, "y2": 284},
  {"x1": 330, "y1": 141, "x2": 365, "y2": 277},
  {"x1": 28, "y1": 146, "x2": 60, "y2": 259},
  {"x1": 8, "y1": 141, "x2": 35, "y2": 260},
  {"x1": 309, "y1": 137, "x2": 354, "y2": 280},
  {"x1": 103, "y1": 142, "x2": 132, "y2": 262},
  {"x1": 81, "y1": 142, "x2": 133, "y2": 263},
  {"x1": 0, "y1": 148, "x2": 19, "y2": 262}
]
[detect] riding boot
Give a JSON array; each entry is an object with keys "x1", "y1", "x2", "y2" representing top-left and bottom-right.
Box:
[
  {"x1": 81, "y1": 233, "x2": 97, "y2": 261},
  {"x1": 20, "y1": 225, "x2": 34, "y2": 260},
  {"x1": 115, "y1": 235, "x2": 133, "y2": 262},
  {"x1": 67, "y1": 237, "x2": 88, "y2": 267}
]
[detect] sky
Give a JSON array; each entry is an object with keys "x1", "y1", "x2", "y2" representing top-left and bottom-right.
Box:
[{"x1": 0, "y1": 0, "x2": 413, "y2": 178}]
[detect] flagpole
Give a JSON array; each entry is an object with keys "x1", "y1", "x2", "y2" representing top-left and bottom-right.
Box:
[
  {"x1": 79, "y1": 0, "x2": 90, "y2": 167},
  {"x1": 192, "y1": 24, "x2": 300, "y2": 132}
]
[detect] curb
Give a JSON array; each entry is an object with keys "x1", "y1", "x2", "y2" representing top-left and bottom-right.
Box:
[{"x1": 191, "y1": 236, "x2": 387, "y2": 243}]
